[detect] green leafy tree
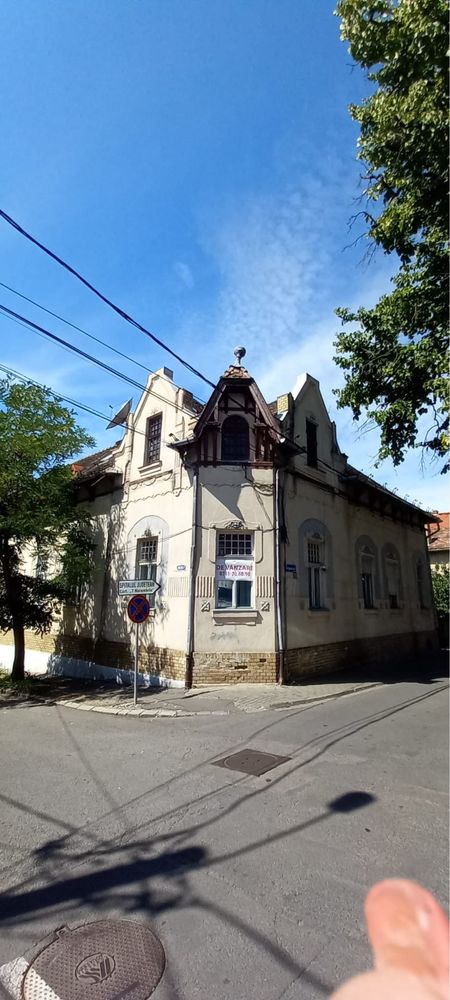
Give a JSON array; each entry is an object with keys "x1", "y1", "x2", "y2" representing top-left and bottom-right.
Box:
[
  {"x1": 0, "y1": 380, "x2": 95, "y2": 680},
  {"x1": 431, "y1": 565, "x2": 449, "y2": 646},
  {"x1": 334, "y1": 0, "x2": 448, "y2": 470},
  {"x1": 431, "y1": 566, "x2": 449, "y2": 620}
]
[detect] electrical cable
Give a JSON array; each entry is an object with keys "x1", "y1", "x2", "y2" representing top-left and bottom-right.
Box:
[
  {"x1": 0, "y1": 361, "x2": 144, "y2": 437},
  {"x1": 0, "y1": 279, "x2": 205, "y2": 401},
  {"x1": 0, "y1": 301, "x2": 304, "y2": 466},
  {"x1": 0, "y1": 295, "x2": 362, "y2": 482},
  {"x1": 0, "y1": 304, "x2": 342, "y2": 482},
  {"x1": 0, "y1": 303, "x2": 203, "y2": 422},
  {"x1": 0, "y1": 208, "x2": 215, "y2": 388}
]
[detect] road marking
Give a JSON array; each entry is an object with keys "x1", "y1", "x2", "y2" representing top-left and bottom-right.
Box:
[
  {"x1": 23, "y1": 967, "x2": 62, "y2": 999},
  {"x1": 0, "y1": 957, "x2": 28, "y2": 999},
  {"x1": 0, "y1": 958, "x2": 63, "y2": 1000}
]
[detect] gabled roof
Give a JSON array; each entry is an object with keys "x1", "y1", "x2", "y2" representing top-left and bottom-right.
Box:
[
  {"x1": 343, "y1": 465, "x2": 438, "y2": 524},
  {"x1": 427, "y1": 512, "x2": 450, "y2": 550},
  {"x1": 72, "y1": 441, "x2": 121, "y2": 482},
  {"x1": 192, "y1": 364, "x2": 282, "y2": 441}
]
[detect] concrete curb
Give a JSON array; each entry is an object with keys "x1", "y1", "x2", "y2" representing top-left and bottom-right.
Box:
[{"x1": 50, "y1": 681, "x2": 382, "y2": 719}]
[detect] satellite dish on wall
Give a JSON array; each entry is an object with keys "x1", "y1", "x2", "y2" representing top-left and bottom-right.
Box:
[{"x1": 107, "y1": 398, "x2": 132, "y2": 429}]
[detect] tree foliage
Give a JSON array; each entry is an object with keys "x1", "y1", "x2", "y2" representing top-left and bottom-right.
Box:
[
  {"x1": 334, "y1": 0, "x2": 449, "y2": 470},
  {"x1": 0, "y1": 379, "x2": 95, "y2": 679},
  {"x1": 431, "y1": 566, "x2": 449, "y2": 621}
]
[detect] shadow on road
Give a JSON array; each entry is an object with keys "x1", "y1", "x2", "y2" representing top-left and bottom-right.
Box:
[
  {"x1": 1, "y1": 681, "x2": 447, "y2": 996},
  {"x1": 286, "y1": 650, "x2": 449, "y2": 689},
  {"x1": 0, "y1": 791, "x2": 376, "y2": 994}
]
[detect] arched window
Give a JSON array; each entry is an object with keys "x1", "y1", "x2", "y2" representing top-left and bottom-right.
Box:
[
  {"x1": 298, "y1": 519, "x2": 333, "y2": 610},
  {"x1": 355, "y1": 537, "x2": 379, "y2": 610},
  {"x1": 382, "y1": 544, "x2": 402, "y2": 609},
  {"x1": 360, "y1": 545, "x2": 375, "y2": 609},
  {"x1": 414, "y1": 552, "x2": 429, "y2": 609},
  {"x1": 416, "y1": 558, "x2": 425, "y2": 608},
  {"x1": 221, "y1": 416, "x2": 250, "y2": 463},
  {"x1": 306, "y1": 531, "x2": 325, "y2": 609}
]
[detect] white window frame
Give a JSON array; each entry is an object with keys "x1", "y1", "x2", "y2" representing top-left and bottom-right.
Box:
[
  {"x1": 385, "y1": 553, "x2": 400, "y2": 609},
  {"x1": 306, "y1": 532, "x2": 325, "y2": 610},
  {"x1": 360, "y1": 546, "x2": 375, "y2": 609},
  {"x1": 35, "y1": 550, "x2": 49, "y2": 580},
  {"x1": 145, "y1": 413, "x2": 162, "y2": 466},
  {"x1": 215, "y1": 532, "x2": 254, "y2": 609},
  {"x1": 135, "y1": 536, "x2": 158, "y2": 581},
  {"x1": 416, "y1": 558, "x2": 426, "y2": 608}
]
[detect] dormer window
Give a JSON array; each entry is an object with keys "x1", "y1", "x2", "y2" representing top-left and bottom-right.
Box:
[{"x1": 221, "y1": 416, "x2": 249, "y2": 463}]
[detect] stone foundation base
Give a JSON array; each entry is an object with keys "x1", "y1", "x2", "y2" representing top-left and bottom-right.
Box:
[
  {"x1": 285, "y1": 629, "x2": 439, "y2": 681},
  {"x1": 192, "y1": 651, "x2": 278, "y2": 685},
  {"x1": 58, "y1": 636, "x2": 186, "y2": 682},
  {"x1": 0, "y1": 630, "x2": 186, "y2": 684},
  {"x1": 1, "y1": 627, "x2": 439, "y2": 688}
]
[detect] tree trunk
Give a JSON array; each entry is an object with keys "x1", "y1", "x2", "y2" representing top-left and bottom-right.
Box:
[
  {"x1": 11, "y1": 622, "x2": 25, "y2": 681},
  {"x1": 0, "y1": 536, "x2": 26, "y2": 682}
]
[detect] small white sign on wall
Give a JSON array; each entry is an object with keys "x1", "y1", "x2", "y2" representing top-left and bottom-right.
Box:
[{"x1": 216, "y1": 558, "x2": 255, "y2": 581}]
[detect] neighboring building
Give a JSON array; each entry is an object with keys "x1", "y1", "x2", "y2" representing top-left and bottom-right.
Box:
[
  {"x1": 426, "y1": 513, "x2": 450, "y2": 571},
  {"x1": 0, "y1": 353, "x2": 438, "y2": 686}
]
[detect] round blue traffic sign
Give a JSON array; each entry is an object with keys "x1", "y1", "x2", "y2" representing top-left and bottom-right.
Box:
[{"x1": 127, "y1": 594, "x2": 151, "y2": 623}]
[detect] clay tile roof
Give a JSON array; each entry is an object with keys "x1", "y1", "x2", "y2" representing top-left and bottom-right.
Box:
[
  {"x1": 222, "y1": 364, "x2": 251, "y2": 380},
  {"x1": 72, "y1": 442, "x2": 121, "y2": 481},
  {"x1": 427, "y1": 512, "x2": 450, "y2": 551}
]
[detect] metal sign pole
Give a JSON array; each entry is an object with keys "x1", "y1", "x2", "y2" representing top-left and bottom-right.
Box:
[{"x1": 134, "y1": 621, "x2": 139, "y2": 707}]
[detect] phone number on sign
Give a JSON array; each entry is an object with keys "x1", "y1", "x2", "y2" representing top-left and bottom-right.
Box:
[{"x1": 216, "y1": 559, "x2": 254, "y2": 580}]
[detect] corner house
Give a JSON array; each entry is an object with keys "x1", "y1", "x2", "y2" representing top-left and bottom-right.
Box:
[{"x1": 3, "y1": 351, "x2": 438, "y2": 687}]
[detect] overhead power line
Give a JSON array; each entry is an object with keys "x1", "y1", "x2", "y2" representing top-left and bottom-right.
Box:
[
  {"x1": 0, "y1": 280, "x2": 205, "y2": 399},
  {"x1": 0, "y1": 302, "x2": 204, "y2": 421},
  {"x1": 0, "y1": 301, "x2": 306, "y2": 465},
  {"x1": 0, "y1": 363, "x2": 176, "y2": 450},
  {"x1": 0, "y1": 208, "x2": 215, "y2": 389},
  {"x1": 0, "y1": 362, "x2": 133, "y2": 432}
]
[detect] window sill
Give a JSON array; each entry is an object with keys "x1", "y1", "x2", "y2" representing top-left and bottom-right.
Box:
[
  {"x1": 138, "y1": 461, "x2": 163, "y2": 475},
  {"x1": 212, "y1": 608, "x2": 259, "y2": 625},
  {"x1": 306, "y1": 608, "x2": 330, "y2": 616},
  {"x1": 303, "y1": 465, "x2": 327, "y2": 481}
]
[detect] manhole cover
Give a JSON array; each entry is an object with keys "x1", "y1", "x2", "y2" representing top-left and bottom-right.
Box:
[
  {"x1": 213, "y1": 748, "x2": 291, "y2": 776},
  {"x1": 22, "y1": 919, "x2": 165, "y2": 1000}
]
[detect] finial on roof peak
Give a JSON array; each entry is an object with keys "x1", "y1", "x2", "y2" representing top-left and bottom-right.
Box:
[{"x1": 234, "y1": 345, "x2": 246, "y2": 367}]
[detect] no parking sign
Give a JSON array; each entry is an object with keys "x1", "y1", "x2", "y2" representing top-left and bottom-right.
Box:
[
  {"x1": 126, "y1": 593, "x2": 152, "y2": 706},
  {"x1": 127, "y1": 594, "x2": 151, "y2": 623}
]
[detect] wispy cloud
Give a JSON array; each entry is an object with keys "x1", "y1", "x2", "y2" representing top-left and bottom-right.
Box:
[
  {"x1": 178, "y1": 156, "x2": 448, "y2": 507},
  {"x1": 173, "y1": 260, "x2": 194, "y2": 289}
]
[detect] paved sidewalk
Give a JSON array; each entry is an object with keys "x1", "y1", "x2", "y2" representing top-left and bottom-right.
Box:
[
  {"x1": 2, "y1": 654, "x2": 446, "y2": 718},
  {"x1": 54, "y1": 677, "x2": 379, "y2": 717}
]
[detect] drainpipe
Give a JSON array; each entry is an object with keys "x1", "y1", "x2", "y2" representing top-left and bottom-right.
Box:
[
  {"x1": 185, "y1": 466, "x2": 198, "y2": 689},
  {"x1": 275, "y1": 467, "x2": 285, "y2": 685}
]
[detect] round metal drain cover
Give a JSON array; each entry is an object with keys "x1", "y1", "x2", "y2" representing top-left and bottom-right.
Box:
[{"x1": 22, "y1": 919, "x2": 165, "y2": 1000}]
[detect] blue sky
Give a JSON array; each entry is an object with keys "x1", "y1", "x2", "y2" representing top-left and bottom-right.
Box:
[{"x1": 0, "y1": 0, "x2": 447, "y2": 510}]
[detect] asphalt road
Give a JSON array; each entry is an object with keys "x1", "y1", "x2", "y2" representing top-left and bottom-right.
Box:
[{"x1": 0, "y1": 675, "x2": 448, "y2": 999}]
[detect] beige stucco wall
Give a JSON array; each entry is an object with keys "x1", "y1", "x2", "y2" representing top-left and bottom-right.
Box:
[
  {"x1": 61, "y1": 370, "x2": 196, "y2": 656},
  {"x1": 193, "y1": 465, "x2": 276, "y2": 654},
  {"x1": 282, "y1": 470, "x2": 435, "y2": 650}
]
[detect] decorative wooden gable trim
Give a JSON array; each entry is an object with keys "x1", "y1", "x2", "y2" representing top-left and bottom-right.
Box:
[{"x1": 189, "y1": 367, "x2": 282, "y2": 466}]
